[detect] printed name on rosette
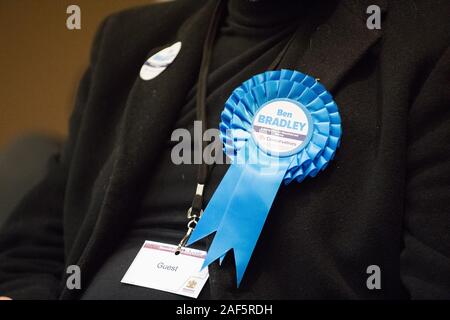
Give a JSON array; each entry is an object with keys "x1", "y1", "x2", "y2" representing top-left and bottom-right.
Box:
[
  {"x1": 257, "y1": 108, "x2": 307, "y2": 132},
  {"x1": 251, "y1": 99, "x2": 312, "y2": 155}
]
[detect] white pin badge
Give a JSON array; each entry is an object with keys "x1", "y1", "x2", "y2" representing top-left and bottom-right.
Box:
[{"x1": 140, "y1": 42, "x2": 182, "y2": 81}]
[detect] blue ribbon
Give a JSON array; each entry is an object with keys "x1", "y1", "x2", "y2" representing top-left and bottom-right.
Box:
[{"x1": 187, "y1": 70, "x2": 342, "y2": 286}]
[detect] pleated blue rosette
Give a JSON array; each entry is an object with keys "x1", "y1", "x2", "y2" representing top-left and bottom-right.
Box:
[{"x1": 187, "y1": 69, "x2": 342, "y2": 286}]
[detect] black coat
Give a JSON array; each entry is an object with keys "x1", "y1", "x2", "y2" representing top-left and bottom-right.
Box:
[{"x1": 0, "y1": 0, "x2": 449, "y2": 299}]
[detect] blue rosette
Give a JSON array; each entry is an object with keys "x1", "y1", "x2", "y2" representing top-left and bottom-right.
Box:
[
  {"x1": 220, "y1": 69, "x2": 341, "y2": 184},
  {"x1": 188, "y1": 69, "x2": 342, "y2": 286}
]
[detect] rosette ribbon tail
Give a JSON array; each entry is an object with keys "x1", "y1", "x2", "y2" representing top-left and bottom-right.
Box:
[
  {"x1": 186, "y1": 164, "x2": 242, "y2": 245},
  {"x1": 189, "y1": 147, "x2": 293, "y2": 287}
]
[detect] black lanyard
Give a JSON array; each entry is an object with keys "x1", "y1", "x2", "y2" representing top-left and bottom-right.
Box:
[{"x1": 176, "y1": 0, "x2": 302, "y2": 253}]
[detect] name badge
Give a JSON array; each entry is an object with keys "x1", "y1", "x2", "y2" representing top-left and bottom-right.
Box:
[{"x1": 121, "y1": 241, "x2": 209, "y2": 298}]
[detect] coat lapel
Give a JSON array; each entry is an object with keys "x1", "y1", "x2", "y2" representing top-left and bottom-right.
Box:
[
  {"x1": 61, "y1": 0, "x2": 219, "y2": 299},
  {"x1": 298, "y1": 0, "x2": 386, "y2": 91}
]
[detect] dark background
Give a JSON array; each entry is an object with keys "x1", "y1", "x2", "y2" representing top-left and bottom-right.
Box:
[{"x1": 0, "y1": 0, "x2": 160, "y2": 147}]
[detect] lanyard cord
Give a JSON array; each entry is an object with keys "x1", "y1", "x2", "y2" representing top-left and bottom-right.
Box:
[
  {"x1": 190, "y1": 0, "x2": 226, "y2": 219},
  {"x1": 176, "y1": 0, "x2": 302, "y2": 253},
  {"x1": 175, "y1": 0, "x2": 225, "y2": 254}
]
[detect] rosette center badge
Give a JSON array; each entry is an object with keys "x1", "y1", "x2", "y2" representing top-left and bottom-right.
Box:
[
  {"x1": 188, "y1": 69, "x2": 342, "y2": 286},
  {"x1": 252, "y1": 99, "x2": 313, "y2": 157}
]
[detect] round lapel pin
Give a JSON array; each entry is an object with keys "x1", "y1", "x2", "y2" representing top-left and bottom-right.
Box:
[{"x1": 140, "y1": 41, "x2": 182, "y2": 81}]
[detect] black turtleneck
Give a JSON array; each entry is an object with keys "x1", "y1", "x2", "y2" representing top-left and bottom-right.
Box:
[
  {"x1": 81, "y1": 0, "x2": 309, "y2": 299},
  {"x1": 227, "y1": 0, "x2": 306, "y2": 30}
]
